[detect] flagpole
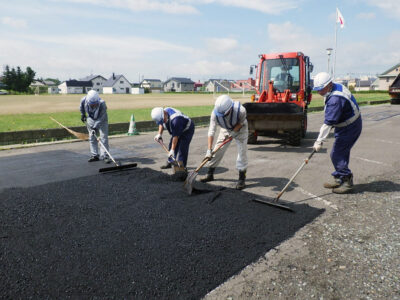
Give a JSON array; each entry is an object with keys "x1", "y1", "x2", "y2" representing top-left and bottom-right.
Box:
[{"x1": 333, "y1": 7, "x2": 338, "y2": 79}]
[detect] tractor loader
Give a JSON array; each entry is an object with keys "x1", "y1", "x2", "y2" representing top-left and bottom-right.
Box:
[{"x1": 244, "y1": 52, "x2": 313, "y2": 145}]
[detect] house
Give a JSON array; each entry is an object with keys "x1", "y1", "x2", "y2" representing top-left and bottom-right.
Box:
[
  {"x1": 103, "y1": 74, "x2": 131, "y2": 94},
  {"x1": 58, "y1": 80, "x2": 92, "y2": 94},
  {"x1": 44, "y1": 80, "x2": 59, "y2": 94},
  {"x1": 232, "y1": 78, "x2": 255, "y2": 90},
  {"x1": 140, "y1": 79, "x2": 163, "y2": 93},
  {"x1": 194, "y1": 81, "x2": 203, "y2": 92},
  {"x1": 163, "y1": 77, "x2": 195, "y2": 92},
  {"x1": 347, "y1": 77, "x2": 376, "y2": 91},
  {"x1": 375, "y1": 63, "x2": 400, "y2": 91},
  {"x1": 80, "y1": 75, "x2": 107, "y2": 93},
  {"x1": 203, "y1": 79, "x2": 231, "y2": 92}
]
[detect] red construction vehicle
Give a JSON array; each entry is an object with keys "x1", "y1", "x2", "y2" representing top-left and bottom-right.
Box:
[{"x1": 244, "y1": 52, "x2": 313, "y2": 145}]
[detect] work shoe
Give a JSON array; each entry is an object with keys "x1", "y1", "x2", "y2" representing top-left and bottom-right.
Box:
[
  {"x1": 235, "y1": 170, "x2": 246, "y2": 190},
  {"x1": 200, "y1": 167, "x2": 215, "y2": 183},
  {"x1": 103, "y1": 156, "x2": 111, "y2": 164},
  {"x1": 323, "y1": 176, "x2": 342, "y2": 189},
  {"x1": 160, "y1": 162, "x2": 172, "y2": 169},
  {"x1": 88, "y1": 155, "x2": 100, "y2": 162},
  {"x1": 332, "y1": 175, "x2": 354, "y2": 194}
]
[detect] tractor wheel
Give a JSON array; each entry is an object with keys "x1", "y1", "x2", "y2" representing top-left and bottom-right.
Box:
[
  {"x1": 247, "y1": 131, "x2": 258, "y2": 144},
  {"x1": 391, "y1": 98, "x2": 400, "y2": 105},
  {"x1": 301, "y1": 111, "x2": 308, "y2": 138},
  {"x1": 287, "y1": 129, "x2": 302, "y2": 146}
]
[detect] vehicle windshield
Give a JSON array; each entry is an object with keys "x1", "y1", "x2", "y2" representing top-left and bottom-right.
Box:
[{"x1": 259, "y1": 58, "x2": 300, "y2": 93}]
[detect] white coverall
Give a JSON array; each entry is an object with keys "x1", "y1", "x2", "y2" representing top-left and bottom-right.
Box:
[{"x1": 207, "y1": 104, "x2": 248, "y2": 171}]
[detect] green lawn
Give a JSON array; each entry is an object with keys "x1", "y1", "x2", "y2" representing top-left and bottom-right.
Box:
[{"x1": 0, "y1": 92, "x2": 389, "y2": 132}]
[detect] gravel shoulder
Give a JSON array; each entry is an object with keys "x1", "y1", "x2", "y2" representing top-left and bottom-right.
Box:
[{"x1": 204, "y1": 170, "x2": 400, "y2": 300}]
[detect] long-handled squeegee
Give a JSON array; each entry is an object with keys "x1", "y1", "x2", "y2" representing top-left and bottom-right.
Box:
[
  {"x1": 92, "y1": 131, "x2": 137, "y2": 173},
  {"x1": 253, "y1": 150, "x2": 316, "y2": 212}
]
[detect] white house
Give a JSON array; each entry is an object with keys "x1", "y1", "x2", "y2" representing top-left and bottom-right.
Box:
[
  {"x1": 103, "y1": 74, "x2": 132, "y2": 94},
  {"x1": 58, "y1": 80, "x2": 92, "y2": 94},
  {"x1": 80, "y1": 75, "x2": 107, "y2": 93},
  {"x1": 203, "y1": 79, "x2": 231, "y2": 92},
  {"x1": 140, "y1": 79, "x2": 163, "y2": 93},
  {"x1": 375, "y1": 63, "x2": 400, "y2": 91},
  {"x1": 163, "y1": 77, "x2": 195, "y2": 92}
]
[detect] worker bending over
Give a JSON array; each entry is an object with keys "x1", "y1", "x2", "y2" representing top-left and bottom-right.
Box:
[
  {"x1": 80, "y1": 90, "x2": 110, "y2": 163},
  {"x1": 151, "y1": 107, "x2": 195, "y2": 180},
  {"x1": 201, "y1": 95, "x2": 248, "y2": 190},
  {"x1": 312, "y1": 72, "x2": 362, "y2": 194}
]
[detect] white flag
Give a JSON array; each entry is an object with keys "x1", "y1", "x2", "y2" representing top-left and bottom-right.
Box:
[{"x1": 337, "y1": 8, "x2": 345, "y2": 29}]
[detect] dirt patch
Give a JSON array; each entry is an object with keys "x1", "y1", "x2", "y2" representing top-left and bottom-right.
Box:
[{"x1": 0, "y1": 167, "x2": 323, "y2": 299}]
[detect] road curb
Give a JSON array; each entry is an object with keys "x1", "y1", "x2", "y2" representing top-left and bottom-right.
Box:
[{"x1": 0, "y1": 100, "x2": 390, "y2": 147}]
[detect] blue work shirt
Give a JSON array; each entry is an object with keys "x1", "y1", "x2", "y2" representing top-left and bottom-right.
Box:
[
  {"x1": 324, "y1": 83, "x2": 360, "y2": 134},
  {"x1": 164, "y1": 107, "x2": 191, "y2": 137}
]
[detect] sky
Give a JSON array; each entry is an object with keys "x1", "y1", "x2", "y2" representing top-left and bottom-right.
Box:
[{"x1": 1, "y1": 0, "x2": 400, "y2": 83}]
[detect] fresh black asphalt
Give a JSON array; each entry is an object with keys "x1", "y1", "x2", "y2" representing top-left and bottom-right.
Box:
[{"x1": 0, "y1": 167, "x2": 323, "y2": 299}]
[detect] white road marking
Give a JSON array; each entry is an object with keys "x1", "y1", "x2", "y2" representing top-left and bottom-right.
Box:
[
  {"x1": 295, "y1": 187, "x2": 338, "y2": 210},
  {"x1": 354, "y1": 156, "x2": 391, "y2": 167},
  {"x1": 373, "y1": 139, "x2": 400, "y2": 146}
]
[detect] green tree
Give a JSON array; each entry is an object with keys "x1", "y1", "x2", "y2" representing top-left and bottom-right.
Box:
[{"x1": 2, "y1": 65, "x2": 36, "y2": 93}]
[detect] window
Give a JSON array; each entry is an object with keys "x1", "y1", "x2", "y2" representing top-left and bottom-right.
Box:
[
  {"x1": 96, "y1": 82, "x2": 100, "y2": 85},
  {"x1": 260, "y1": 58, "x2": 300, "y2": 93},
  {"x1": 120, "y1": 81, "x2": 124, "y2": 84}
]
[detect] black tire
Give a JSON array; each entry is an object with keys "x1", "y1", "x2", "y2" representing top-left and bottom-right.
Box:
[
  {"x1": 391, "y1": 98, "x2": 400, "y2": 105},
  {"x1": 301, "y1": 110, "x2": 308, "y2": 138},
  {"x1": 247, "y1": 131, "x2": 258, "y2": 144},
  {"x1": 287, "y1": 129, "x2": 302, "y2": 146}
]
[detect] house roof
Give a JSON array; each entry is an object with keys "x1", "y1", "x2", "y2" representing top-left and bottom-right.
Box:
[
  {"x1": 381, "y1": 63, "x2": 400, "y2": 75},
  {"x1": 103, "y1": 74, "x2": 130, "y2": 87},
  {"x1": 142, "y1": 79, "x2": 162, "y2": 83},
  {"x1": 164, "y1": 77, "x2": 194, "y2": 84},
  {"x1": 62, "y1": 80, "x2": 92, "y2": 87},
  {"x1": 79, "y1": 74, "x2": 106, "y2": 81}
]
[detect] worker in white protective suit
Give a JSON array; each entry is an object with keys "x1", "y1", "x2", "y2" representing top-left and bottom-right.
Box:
[
  {"x1": 79, "y1": 90, "x2": 111, "y2": 163},
  {"x1": 201, "y1": 94, "x2": 248, "y2": 190}
]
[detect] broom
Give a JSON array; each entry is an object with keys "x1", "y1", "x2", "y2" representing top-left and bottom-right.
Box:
[{"x1": 49, "y1": 116, "x2": 89, "y2": 140}]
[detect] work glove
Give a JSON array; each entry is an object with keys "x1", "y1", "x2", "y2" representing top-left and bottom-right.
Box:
[
  {"x1": 205, "y1": 149, "x2": 213, "y2": 159},
  {"x1": 154, "y1": 133, "x2": 162, "y2": 142},
  {"x1": 229, "y1": 130, "x2": 239, "y2": 139},
  {"x1": 81, "y1": 115, "x2": 87, "y2": 123},
  {"x1": 168, "y1": 149, "x2": 175, "y2": 160},
  {"x1": 313, "y1": 141, "x2": 323, "y2": 152}
]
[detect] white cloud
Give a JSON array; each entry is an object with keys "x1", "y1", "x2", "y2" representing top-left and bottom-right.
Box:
[
  {"x1": 205, "y1": 37, "x2": 238, "y2": 54},
  {"x1": 64, "y1": 0, "x2": 199, "y2": 14},
  {"x1": 173, "y1": 60, "x2": 241, "y2": 78},
  {"x1": 356, "y1": 12, "x2": 376, "y2": 20},
  {"x1": 1, "y1": 17, "x2": 27, "y2": 28},
  {"x1": 365, "y1": 0, "x2": 400, "y2": 19},
  {"x1": 212, "y1": 0, "x2": 299, "y2": 14}
]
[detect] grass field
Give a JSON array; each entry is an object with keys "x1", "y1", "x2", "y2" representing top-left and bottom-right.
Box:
[{"x1": 0, "y1": 92, "x2": 390, "y2": 132}]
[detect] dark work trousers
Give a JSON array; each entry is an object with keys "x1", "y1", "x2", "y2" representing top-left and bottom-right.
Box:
[
  {"x1": 168, "y1": 122, "x2": 195, "y2": 167},
  {"x1": 331, "y1": 117, "x2": 362, "y2": 178}
]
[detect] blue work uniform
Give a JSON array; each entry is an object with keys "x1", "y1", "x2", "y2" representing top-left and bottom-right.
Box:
[
  {"x1": 164, "y1": 107, "x2": 195, "y2": 167},
  {"x1": 324, "y1": 83, "x2": 362, "y2": 178}
]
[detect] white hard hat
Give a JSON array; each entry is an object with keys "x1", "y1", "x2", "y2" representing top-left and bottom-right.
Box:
[
  {"x1": 214, "y1": 95, "x2": 233, "y2": 117},
  {"x1": 151, "y1": 107, "x2": 164, "y2": 125},
  {"x1": 313, "y1": 72, "x2": 332, "y2": 91},
  {"x1": 86, "y1": 90, "x2": 100, "y2": 105}
]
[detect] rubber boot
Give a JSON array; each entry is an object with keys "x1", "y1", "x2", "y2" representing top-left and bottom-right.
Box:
[
  {"x1": 160, "y1": 162, "x2": 172, "y2": 169},
  {"x1": 332, "y1": 174, "x2": 354, "y2": 194},
  {"x1": 323, "y1": 176, "x2": 342, "y2": 189},
  {"x1": 235, "y1": 170, "x2": 246, "y2": 190},
  {"x1": 200, "y1": 168, "x2": 215, "y2": 183}
]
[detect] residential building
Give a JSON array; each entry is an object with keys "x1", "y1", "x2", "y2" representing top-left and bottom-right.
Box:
[
  {"x1": 194, "y1": 81, "x2": 203, "y2": 92},
  {"x1": 103, "y1": 74, "x2": 132, "y2": 94},
  {"x1": 375, "y1": 63, "x2": 400, "y2": 90},
  {"x1": 163, "y1": 77, "x2": 195, "y2": 92},
  {"x1": 80, "y1": 75, "x2": 107, "y2": 93},
  {"x1": 58, "y1": 80, "x2": 92, "y2": 94},
  {"x1": 203, "y1": 79, "x2": 231, "y2": 92},
  {"x1": 140, "y1": 79, "x2": 163, "y2": 93},
  {"x1": 232, "y1": 78, "x2": 255, "y2": 90}
]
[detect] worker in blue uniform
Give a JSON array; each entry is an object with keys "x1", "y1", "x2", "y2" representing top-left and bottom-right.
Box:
[
  {"x1": 151, "y1": 107, "x2": 195, "y2": 180},
  {"x1": 312, "y1": 72, "x2": 362, "y2": 194}
]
